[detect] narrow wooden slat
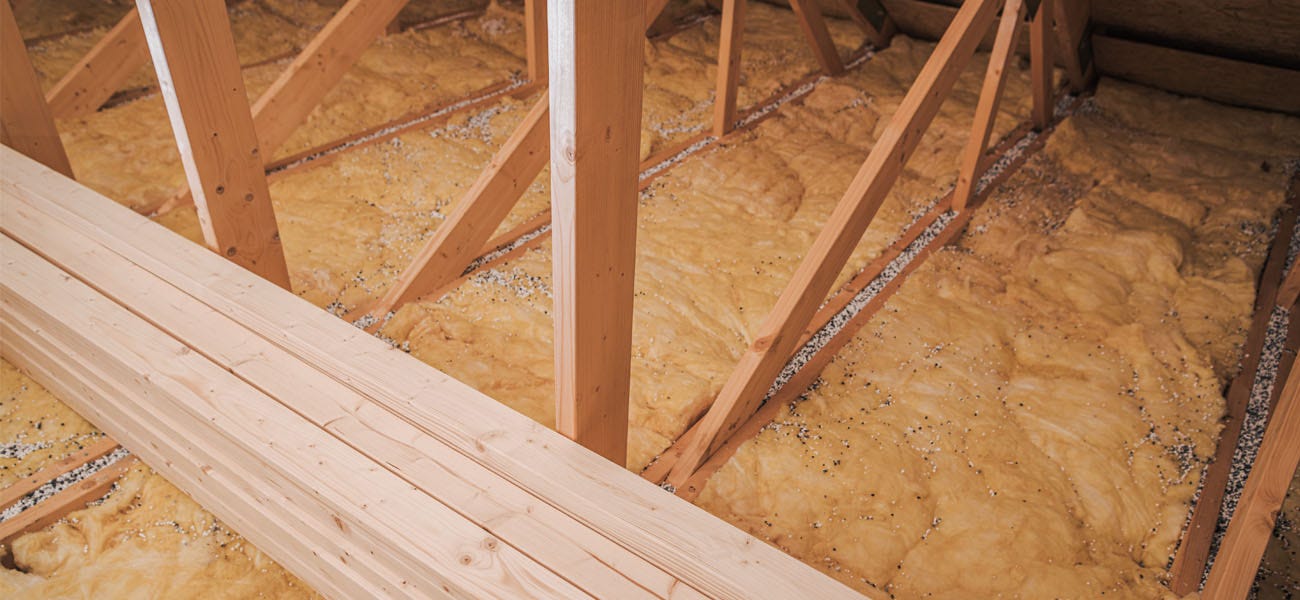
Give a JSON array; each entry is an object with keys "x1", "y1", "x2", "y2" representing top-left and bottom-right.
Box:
[
  {"x1": 1203, "y1": 364, "x2": 1300, "y2": 599},
  {"x1": 1168, "y1": 203, "x2": 1298, "y2": 593},
  {"x1": 367, "y1": 94, "x2": 550, "y2": 318},
  {"x1": 1277, "y1": 264, "x2": 1300, "y2": 308},
  {"x1": 952, "y1": 0, "x2": 1026, "y2": 211},
  {"x1": 1029, "y1": 0, "x2": 1054, "y2": 129},
  {"x1": 527, "y1": 0, "x2": 548, "y2": 83},
  {"x1": 0, "y1": 1, "x2": 73, "y2": 178},
  {"x1": 548, "y1": 0, "x2": 646, "y2": 465},
  {"x1": 666, "y1": 0, "x2": 1001, "y2": 488},
  {"x1": 0, "y1": 456, "x2": 137, "y2": 550},
  {"x1": 1, "y1": 147, "x2": 866, "y2": 600},
  {"x1": 44, "y1": 9, "x2": 149, "y2": 119},
  {"x1": 137, "y1": 0, "x2": 291, "y2": 289},
  {"x1": 789, "y1": 0, "x2": 846, "y2": 75},
  {"x1": 0, "y1": 436, "x2": 120, "y2": 510},
  {"x1": 712, "y1": 0, "x2": 747, "y2": 137}
]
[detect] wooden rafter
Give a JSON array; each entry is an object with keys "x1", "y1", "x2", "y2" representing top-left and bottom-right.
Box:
[
  {"x1": 713, "y1": 0, "x2": 747, "y2": 137},
  {"x1": 1203, "y1": 362, "x2": 1300, "y2": 599},
  {"x1": 138, "y1": 0, "x2": 291, "y2": 289},
  {"x1": 548, "y1": 0, "x2": 646, "y2": 464},
  {"x1": 526, "y1": 0, "x2": 548, "y2": 83},
  {"x1": 0, "y1": 1, "x2": 73, "y2": 178},
  {"x1": 1029, "y1": 0, "x2": 1054, "y2": 129},
  {"x1": 831, "y1": 0, "x2": 894, "y2": 48},
  {"x1": 666, "y1": 0, "x2": 1002, "y2": 488},
  {"x1": 789, "y1": 0, "x2": 846, "y2": 75},
  {"x1": 953, "y1": 0, "x2": 1027, "y2": 210},
  {"x1": 368, "y1": 94, "x2": 550, "y2": 317},
  {"x1": 44, "y1": 9, "x2": 150, "y2": 120},
  {"x1": 1052, "y1": 0, "x2": 1094, "y2": 92}
]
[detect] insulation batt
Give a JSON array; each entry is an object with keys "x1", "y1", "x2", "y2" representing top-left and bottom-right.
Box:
[
  {"x1": 695, "y1": 80, "x2": 1300, "y2": 598},
  {"x1": 378, "y1": 34, "x2": 1036, "y2": 471}
]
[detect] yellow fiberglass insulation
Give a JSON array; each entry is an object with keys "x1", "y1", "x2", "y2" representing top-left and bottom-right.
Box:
[
  {"x1": 0, "y1": 359, "x2": 317, "y2": 599},
  {"x1": 694, "y1": 80, "x2": 1300, "y2": 598}
]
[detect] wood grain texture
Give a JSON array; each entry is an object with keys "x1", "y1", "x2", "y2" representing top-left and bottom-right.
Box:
[
  {"x1": 953, "y1": 0, "x2": 1025, "y2": 210},
  {"x1": 0, "y1": 1, "x2": 73, "y2": 178},
  {"x1": 0, "y1": 146, "x2": 867, "y2": 600},
  {"x1": 44, "y1": 9, "x2": 150, "y2": 119},
  {"x1": 1093, "y1": 34, "x2": 1300, "y2": 116},
  {"x1": 1091, "y1": 0, "x2": 1300, "y2": 68},
  {"x1": 138, "y1": 0, "x2": 290, "y2": 289},
  {"x1": 1052, "y1": 0, "x2": 1093, "y2": 92},
  {"x1": 789, "y1": 0, "x2": 845, "y2": 75},
  {"x1": 547, "y1": 0, "x2": 646, "y2": 465},
  {"x1": 526, "y1": 0, "x2": 548, "y2": 82},
  {"x1": 712, "y1": 0, "x2": 747, "y2": 136},
  {"x1": 1203, "y1": 364, "x2": 1300, "y2": 599},
  {"x1": 666, "y1": 0, "x2": 1001, "y2": 488}
]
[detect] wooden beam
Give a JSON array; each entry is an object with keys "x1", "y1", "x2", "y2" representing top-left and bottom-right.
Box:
[
  {"x1": 527, "y1": 0, "x2": 548, "y2": 83},
  {"x1": 0, "y1": 1, "x2": 73, "y2": 178},
  {"x1": 368, "y1": 94, "x2": 550, "y2": 317},
  {"x1": 547, "y1": 0, "x2": 646, "y2": 464},
  {"x1": 44, "y1": 9, "x2": 150, "y2": 119},
  {"x1": 252, "y1": 0, "x2": 410, "y2": 157},
  {"x1": 1052, "y1": 0, "x2": 1093, "y2": 92},
  {"x1": 0, "y1": 436, "x2": 120, "y2": 510},
  {"x1": 831, "y1": 0, "x2": 893, "y2": 48},
  {"x1": 666, "y1": 0, "x2": 1001, "y2": 488},
  {"x1": 953, "y1": 0, "x2": 1026, "y2": 210},
  {"x1": 0, "y1": 146, "x2": 866, "y2": 600},
  {"x1": 137, "y1": 0, "x2": 291, "y2": 289},
  {"x1": 1281, "y1": 265, "x2": 1300, "y2": 308},
  {"x1": 0, "y1": 457, "x2": 137, "y2": 550},
  {"x1": 645, "y1": 0, "x2": 673, "y2": 30},
  {"x1": 1029, "y1": 0, "x2": 1054, "y2": 129},
  {"x1": 712, "y1": 0, "x2": 746, "y2": 137},
  {"x1": 789, "y1": 0, "x2": 846, "y2": 76},
  {"x1": 1203, "y1": 364, "x2": 1300, "y2": 599}
]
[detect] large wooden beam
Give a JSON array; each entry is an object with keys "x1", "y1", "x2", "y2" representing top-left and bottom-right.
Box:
[
  {"x1": 666, "y1": 0, "x2": 1001, "y2": 487},
  {"x1": 1203, "y1": 364, "x2": 1300, "y2": 599},
  {"x1": 712, "y1": 0, "x2": 747, "y2": 137},
  {"x1": 789, "y1": 0, "x2": 846, "y2": 75},
  {"x1": 44, "y1": 9, "x2": 150, "y2": 119},
  {"x1": 953, "y1": 0, "x2": 1026, "y2": 210},
  {"x1": 368, "y1": 94, "x2": 550, "y2": 317},
  {"x1": 1029, "y1": 0, "x2": 1054, "y2": 129},
  {"x1": 0, "y1": 1, "x2": 73, "y2": 178},
  {"x1": 1, "y1": 145, "x2": 866, "y2": 600},
  {"x1": 547, "y1": 0, "x2": 645, "y2": 464},
  {"x1": 137, "y1": 0, "x2": 291, "y2": 289}
]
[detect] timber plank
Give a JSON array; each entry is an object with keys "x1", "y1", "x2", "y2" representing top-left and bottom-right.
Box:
[
  {"x1": 44, "y1": 9, "x2": 150, "y2": 119},
  {"x1": 953, "y1": 0, "x2": 1026, "y2": 210},
  {"x1": 0, "y1": 436, "x2": 120, "y2": 510},
  {"x1": 0, "y1": 1, "x2": 74, "y2": 178}
]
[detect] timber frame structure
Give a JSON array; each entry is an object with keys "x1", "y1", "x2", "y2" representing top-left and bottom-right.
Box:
[{"x1": 2, "y1": 0, "x2": 1298, "y2": 598}]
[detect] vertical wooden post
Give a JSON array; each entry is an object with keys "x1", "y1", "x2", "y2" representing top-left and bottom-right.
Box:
[
  {"x1": 0, "y1": 1, "x2": 74, "y2": 178},
  {"x1": 952, "y1": 0, "x2": 1026, "y2": 211},
  {"x1": 712, "y1": 0, "x2": 746, "y2": 137},
  {"x1": 1203, "y1": 364, "x2": 1300, "y2": 599},
  {"x1": 547, "y1": 0, "x2": 645, "y2": 465},
  {"x1": 45, "y1": 9, "x2": 150, "y2": 119},
  {"x1": 1029, "y1": 0, "x2": 1054, "y2": 130},
  {"x1": 138, "y1": 0, "x2": 291, "y2": 289},
  {"x1": 666, "y1": 0, "x2": 1001, "y2": 487},
  {"x1": 788, "y1": 0, "x2": 845, "y2": 76},
  {"x1": 526, "y1": 0, "x2": 548, "y2": 83},
  {"x1": 1053, "y1": 0, "x2": 1094, "y2": 92}
]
